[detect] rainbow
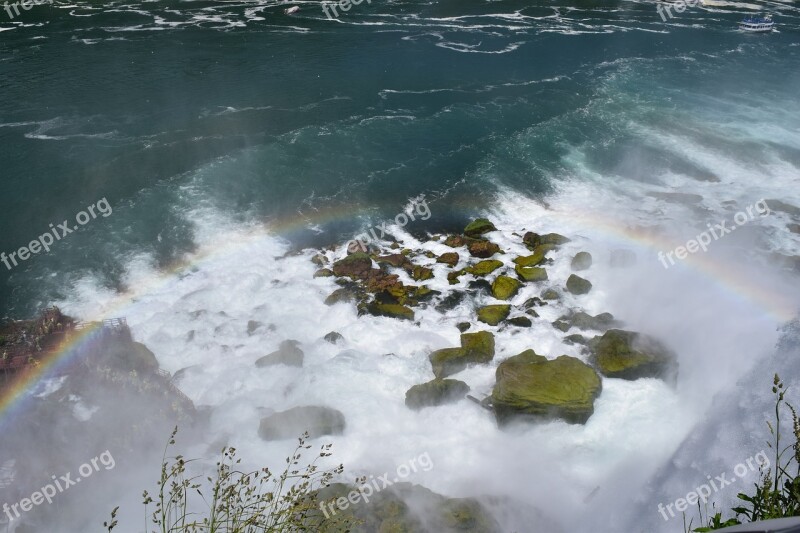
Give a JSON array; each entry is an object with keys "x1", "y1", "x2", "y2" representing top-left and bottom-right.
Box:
[{"x1": 0, "y1": 201, "x2": 796, "y2": 430}]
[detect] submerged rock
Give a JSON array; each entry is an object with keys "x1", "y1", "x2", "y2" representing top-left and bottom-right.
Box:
[
  {"x1": 566, "y1": 274, "x2": 592, "y2": 295},
  {"x1": 258, "y1": 406, "x2": 345, "y2": 441},
  {"x1": 324, "y1": 331, "x2": 344, "y2": 344},
  {"x1": 325, "y1": 287, "x2": 360, "y2": 306},
  {"x1": 429, "y1": 331, "x2": 495, "y2": 378},
  {"x1": 476, "y1": 305, "x2": 511, "y2": 326},
  {"x1": 541, "y1": 288, "x2": 560, "y2": 300},
  {"x1": 491, "y1": 350, "x2": 602, "y2": 425},
  {"x1": 256, "y1": 340, "x2": 304, "y2": 367},
  {"x1": 405, "y1": 378, "x2": 470, "y2": 410},
  {"x1": 491, "y1": 275, "x2": 521, "y2": 300},
  {"x1": 571, "y1": 252, "x2": 592, "y2": 271},
  {"x1": 590, "y1": 329, "x2": 677, "y2": 382},
  {"x1": 463, "y1": 218, "x2": 497, "y2": 238}
]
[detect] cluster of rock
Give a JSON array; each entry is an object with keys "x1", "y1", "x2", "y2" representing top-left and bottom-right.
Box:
[{"x1": 304, "y1": 217, "x2": 678, "y2": 428}]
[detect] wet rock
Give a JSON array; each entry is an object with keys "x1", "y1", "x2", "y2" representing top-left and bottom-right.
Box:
[
  {"x1": 564, "y1": 334, "x2": 587, "y2": 345},
  {"x1": 523, "y1": 232, "x2": 570, "y2": 250},
  {"x1": 376, "y1": 254, "x2": 412, "y2": 269},
  {"x1": 429, "y1": 331, "x2": 495, "y2": 378},
  {"x1": 492, "y1": 350, "x2": 601, "y2": 425},
  {"x1": 542, "y1": 288, "x2": 560, "y2": 301},
  {"x1": 332, "y1": 253, "x2": 373, "y2": 280},
  {"x1": 571, "y1": 252, "x2": 592, "y2": 271},
  {"x1": 491, "y1": 275, "x2": 521, "y2": 300},
  {"x1": 508, "y1": 316, "x2": 532, "y2": 328},
  {"x1": 256, "y1": 340, "x2": 304, "y2": 368},
  {"x1": 514, "y1": 244, "x2": 555, "y2": 267},
  {"x1": 411, "y1": 265, "x2": 434, "y2": 281},
  {"x1": 447, "y1": 270, "x2": 466, "y2": 285},
  {"x1": 788, "y1": 223, "x2": 800, "y2": 234},
  {"x1": 436, "y1": 291, "x2": 467, "y2": 313},
  {"x1": 325, "y1": 287, "x2": 360, "y2": 306},
  {"x1": 437, "y1": 252, "x2": 460, "y2": 267},
  {"x1": 405, "y1": 379, "x2": 470, "y2": 410},
  {"x1": 522, "y1": 297, "x2": 546, "y2": 308},
  {"x1": 467, "y1": 279, "x2": 493, "y2": 297},
  {"x1": 468, "y1": 240, "x2": 501, "y2": 258},
  {"x1": 311, "y1": 254, "x2": 328, "y2": 266},
  {"x1": 589, "y1": 329, "x2": 677, "y2": 382},
  {"x1": 444, "y1": 235, "x2": 471, "y2": 248},
  {"x1": 464, "y1": 218, "x2": 497, "y2": 238},
  {"x1": 464, "y1": 259, "x2": 503, "y2": 277},
  {"x1": 258, "y1": 406, "x2": 345, "y2": 441},
  {"x1": 556, "y1": 311, "x2": 618, "y2": 332},
  {"x1": 766, "y1": 199, "x2": 800, "y2": 217},
  {"x1": 515, "y1": 265, "x2": 548, "y2": 282},
  {"x1": 313, "y1": 268, "x2": 334, "y2": 278},
  {"x1": 324, "y1": 331, "x2": 344, "y2": 344},
  {"x1": 456, "y1": 322, "x2": 471, "y2": 332},
  {"x1": 365, "y1": 302, "x2": 415, "y2": 321},
  {"x1": 476, "y1": 304, "x2": 511, "y2": 326},
  {"x1": 247, "y1": 320, "x2": 264, "y2": 336},
  {"x1": 566, "y1": 274, "x2": 592, "y2": 295}
]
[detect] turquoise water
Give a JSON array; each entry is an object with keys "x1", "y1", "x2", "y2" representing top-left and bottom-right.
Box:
[{"x1": 1, "y1": 0, "x2": 798, "y2": 314}]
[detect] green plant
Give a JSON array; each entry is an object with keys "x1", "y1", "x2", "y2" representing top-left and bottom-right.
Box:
[
  {"x1": 686, "y1": 373, "x2": 800, "y2": 531},
  {"x1": 107, "y1": 427, "x2": 356, "y2": 532}
]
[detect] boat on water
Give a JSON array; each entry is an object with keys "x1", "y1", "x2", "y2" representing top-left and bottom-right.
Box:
[
  {"x1": 284, "y1": 5, "x2": 299, "y2": 15},
  {"x1": 739, "y1": 14, "x2": 774, "y2": 32}
]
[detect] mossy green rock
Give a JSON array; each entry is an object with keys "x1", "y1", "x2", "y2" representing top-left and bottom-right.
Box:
[
  {"x1": 523, "y1": 232, "x2": 570, "y2": 249},
  {"x1": 464, "y1": 218, "x2": 497, "y2": 238},
  {"x1": 313, "y1": 268, "x2": 334, "y2": 278},
  {"x1": 464, "y1": 259, "x2": 503, "y2": 276},
  {"x1": 513, "y1": 244, "x2": 555, "y2": 267},
  {"x1": 429, "y1": 331, "x2": 495, "y2": 378},
  {"x1": 566, "y1": 274, "x2": 592, "y2": 295},
  {"x1": 515, "y1": 265, "x2": 548, "y2": 282},
  {"x1": 571, "y1": 251, "x2": 593, "y2": 271},
  {"x1": 476, "y1": 305, "x2": 511, "y2": 326},
  {"x1": 590, "y1": 329, "x2": 677, "y2": 382},
  {"x1": 491, "y1": 275, "x2": 520, "y2": 300},
  {"x1": 405, "y1": 379, "x2": 470, "y2": 410},
  {"x1": 411, "y1": 265, "x2": 434, "y2": 281},
  {"x1": 332, "y1": 253, "x2": 373, "y2": 280},
  {"x1": 366, "y1": 302, "x2": 415, "y2": 321},
  {"x1": 491, "y1": 351, "x2": 602, "y2": 425},
  {"x1": 437, "y1": 252, "x2": 460, "y2": 267}
]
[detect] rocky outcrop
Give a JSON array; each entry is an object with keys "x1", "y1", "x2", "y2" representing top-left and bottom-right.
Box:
[
  {"x1": 258, "y1": 406, "x2": 345, "y2": 441},
  {"x1": 491, "y1": 350, "x2": 602, "y2": 425},
  {"x1": 405, "y1": 378, "x2": 470, "y2": 410},
  {"x1": 589, "y1": 329, "x2": 677, "y2": 382},
  {"x1": 332, "y1": 253, "x2": 373, "y2": 279}
]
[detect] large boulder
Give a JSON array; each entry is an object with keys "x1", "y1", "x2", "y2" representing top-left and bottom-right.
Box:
[
  {"x1": 405, "y1": 379, "x2": 470, "y2": 410},
  {"x1": 437, "y1": 252, "x2": 460, "y2": 267},
  {"x1": 429, "y1": 331, "x2": 495, "y2": 378},
  {"x1": 491, "y1": 275, "x2": 521, "y2": 300},
  {"x1": 258, "y1": 406, "x2": 345, "y2": 441},
  {"x1": 464, "y1": 218, "x2": 497, "y2": 238},
  {"x1": 476, "y1": 305, "x2": 511, "y2": 326},
  {"x1": 256, "y1": 340, "x2": 304, "y2": 367},
  {"x1": 332, "y1": 253, "x2": 373, "y2": 280},
  {"x1": 491, "y1": 350, "x2": 602, "y2": 425},
  {"x1": 589, "y1": 329, "x2": 678, "y2": 382},
  {"x1": 523, "y1": 232, "x2": 570, "y2": 250},
  {"x1": 566, "y1": 274, "x2": 592, "y2": 295}
]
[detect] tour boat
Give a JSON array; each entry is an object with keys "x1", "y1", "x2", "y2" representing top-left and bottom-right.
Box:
[{"x1": 739, "y1": 14, "x2": 774, "y2": 32}]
